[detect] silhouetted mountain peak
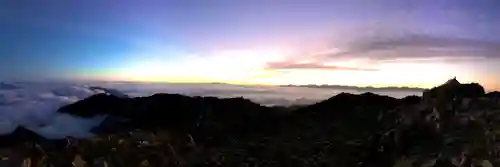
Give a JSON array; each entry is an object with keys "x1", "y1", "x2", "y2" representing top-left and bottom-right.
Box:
[
  {"x1": 10, "y1": 126, "x2": 43, "y2": 140},
  {"x1": 58, "y1": 93, "x2": 124, "y2": 117},
  {"x1": 400, "y1": 95, "x2": 422, "y2": 104},
  {"x1": 486, "y1": 91, "x2": 500, "y2": 99},
  {"x1": 444, "y1": 77, "x2": 460, "y2": 86},
  {"x1": 0, "y1": 126, "x2": 46, "y2": 147},
  {"x1": 424, "y1": 78, "x2": 485, "y2": 102}
]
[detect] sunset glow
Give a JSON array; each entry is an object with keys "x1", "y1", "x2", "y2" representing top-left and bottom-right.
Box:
[
  {"x1": 3, "y1": 1, "x2": 500, "y2": 89},
  {"x1": 120, "y1": 49, "x2": 289, "y2": 84},
  {"x1": 116, "y1": 51, "x2": 473, "y2": 88}
]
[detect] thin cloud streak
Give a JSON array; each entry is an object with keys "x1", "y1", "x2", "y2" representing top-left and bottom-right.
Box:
[
  {"x1": 266, "y1": 62, "x2": 378, "y2": 71},
  {"x1": 326, "y1": 34, "x2": 500, "y2": 60}
]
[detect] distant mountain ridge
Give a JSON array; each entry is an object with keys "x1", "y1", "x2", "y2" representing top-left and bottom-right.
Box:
[{"x1": 280, "y1": 84, "x2": 426, "y2": 91}]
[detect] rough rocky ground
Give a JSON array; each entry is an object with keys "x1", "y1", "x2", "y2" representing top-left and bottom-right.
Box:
[{"x1": 1, "y1": 78, "x2": 499, "y2": 167}]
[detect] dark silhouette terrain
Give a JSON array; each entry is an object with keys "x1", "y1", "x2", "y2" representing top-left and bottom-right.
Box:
[{"x1": 1, "y1": 78, "x2": 499, "y2": 167}]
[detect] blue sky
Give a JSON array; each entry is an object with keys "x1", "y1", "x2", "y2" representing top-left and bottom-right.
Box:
[{"x1": 1, "y1": 0, "x2": 500, "y2": 88}]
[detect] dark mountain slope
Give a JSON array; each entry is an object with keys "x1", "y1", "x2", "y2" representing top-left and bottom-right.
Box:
[
  {"x1": 1, "y1": 78, "x2": 498, "y2": 166},
  {"x1": 0, "y1": 127, "x2": 45, "y2": 147}
]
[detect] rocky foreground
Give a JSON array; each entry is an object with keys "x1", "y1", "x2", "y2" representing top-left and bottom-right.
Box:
[{"x1": 1, "y1": 78, "x2": 500, "y2": 167}]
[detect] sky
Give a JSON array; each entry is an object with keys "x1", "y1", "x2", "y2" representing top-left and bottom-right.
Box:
[{"x1": 1, "y1": 0, "x2": 500, "y2": 89}]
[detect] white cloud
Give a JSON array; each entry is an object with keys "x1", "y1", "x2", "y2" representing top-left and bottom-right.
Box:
[
  {"x1": 0, "y1": 81, "x2": 422, "y2": 139},
  {"x1": 0, "y1": 82, "x2": 101, "y2": 138},
  {"x1": 95, "y1": 82, "x2": 422, "y2": 105}
]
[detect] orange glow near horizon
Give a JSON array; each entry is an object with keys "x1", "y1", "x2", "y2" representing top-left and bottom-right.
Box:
[{"x1": 81, "y1": 48, "x2": 498, "y2": 90}]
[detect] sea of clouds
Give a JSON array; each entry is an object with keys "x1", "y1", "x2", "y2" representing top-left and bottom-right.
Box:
[{"x1": 0, "y1": 81, "x2": 422, "y2": 139}]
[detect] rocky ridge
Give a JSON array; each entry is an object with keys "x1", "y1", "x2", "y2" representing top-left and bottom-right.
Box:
[{"x1": 0, "y1": 78, "x2": 499, "y2": 167}]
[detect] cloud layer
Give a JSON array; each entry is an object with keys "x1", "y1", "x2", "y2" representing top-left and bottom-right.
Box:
[
  {"x1": 0, "y1": 81, "x2": 422, "y2": 138},
  {"x1": 0, "y1": 82, "x2": 107, "y2": 138}
]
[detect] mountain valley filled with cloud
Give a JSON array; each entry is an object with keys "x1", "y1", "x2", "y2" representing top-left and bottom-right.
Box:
[{"x1": 0, "y1": 81, "x2": 422, "y2": 139}]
